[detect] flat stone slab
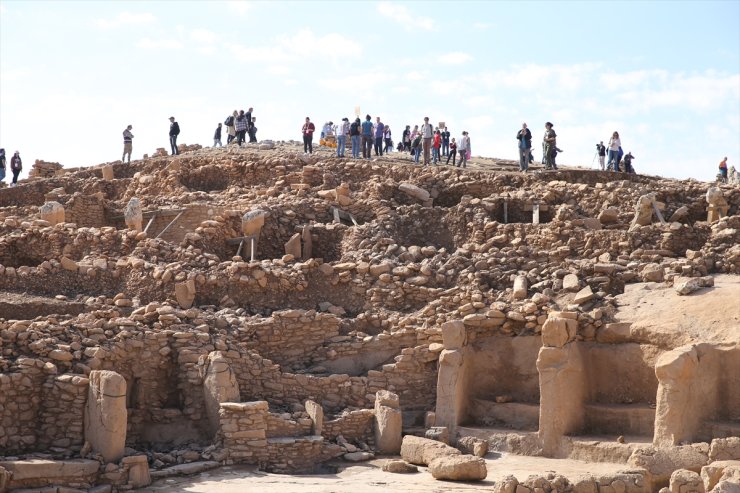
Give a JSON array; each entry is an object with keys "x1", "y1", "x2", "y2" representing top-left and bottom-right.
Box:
[{"x1": 0, "y1": 459, "x2": 99, "y2": 484}]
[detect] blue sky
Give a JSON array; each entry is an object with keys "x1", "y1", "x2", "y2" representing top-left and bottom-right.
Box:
[{"x1": 1, "y1": 0, "x2": 738, "y2": 181}]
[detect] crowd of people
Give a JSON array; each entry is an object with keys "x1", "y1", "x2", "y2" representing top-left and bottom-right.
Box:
[{"x1": 0, "y1": 149, "x2": 23, "y2": 186}]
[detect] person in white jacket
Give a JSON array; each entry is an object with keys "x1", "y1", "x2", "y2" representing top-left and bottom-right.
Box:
[
  {"x1": 457, "y1": 131, "x2": 470, "y2": 168},
  {"x1": 607, "y1": 131, "x2": 621, "y2": 172}
]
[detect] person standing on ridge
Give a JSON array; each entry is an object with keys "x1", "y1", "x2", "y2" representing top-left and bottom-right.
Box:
[
  {"x1": 122, "y1": 125, "x2": 134, "y2": 164},
  {"x1": 214, "y1": 123, "x2": 223, "y2": 147},
  {"x1": 607, "y1": 131, "x2": 621, "y2": 172},
  {"x1": 10, "y1": 151, "x2": 22, "y2": 186},
  {"x1": 384, "y1": 125, "x2": 393, "y2": 154},
  {"x1": 235, "y1": 110, "x2": 248, "y2": 146},
  {"x1": 361, "y1": 115, "x2": 374, "y2": 159},
  {"x1": 336, "y1": 117, "x2": 349, "y2": 158},
  {"x1": 421, "y1": 117, "x2": 434, "y2": 166},
  {"x1": 458, "y1": 131, "x2": 470, "y2": 168},
  {"x1": 446, "y1": 138, "x2": 457, "y2": 166},
  {"x1": 302, "y1": 117, "x2": 315, "y2": 155},
  {"x1": 350, "y1": 117, "x2": 361, "y2": 159},
  {"x1": 432, "y1": 129, "x2": 442, "y2": 164},
  {"x1": 516, "y1": 123, "x2": 532, "y2": 172},
  {"x1": 374, "y1": 117, "x2": 385, "y2": 156},
  {"x1": 719, "y1": 157, "x2": 728, "y2": 183},
  {"x1": 441, "y1": 126, "x2": 450, "y2": 157},
  {"x1": 169, "y1": 117, "x2": 180, "y2": 155},
  {"x1": 0, "y1": 148, "x2": 6, "y2": 183},
  {"x1": 597, "y1": 141, "x2": 606, "y2": 170},
  {"x1": 402, "y1": 125, "x2": 411, "y2": 151},
  {"x1": 225, "y1": 110, "x2": 237, "y2": 144},
  {"x1": 246, "y1": 107, "x2": 257, "y2": 143},
  {"x1": 543, "y1": 122, "x2": 557, "y2": 170}
]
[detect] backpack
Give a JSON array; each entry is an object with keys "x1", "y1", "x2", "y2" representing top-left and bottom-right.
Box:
[
  {"x1": 225, "y1": 115, "x2": 234, "y2": 126},
  {"x1": 412, "y1": 135, "x2": 422, "y2": 148},
  {"x1": 350, "y1": 122, "x2": 360, "y2": 135}
]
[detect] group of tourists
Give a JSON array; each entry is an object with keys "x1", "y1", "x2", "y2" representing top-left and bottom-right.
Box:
[
  {"x1": 219, "y1": 108, "x2": 257, "y2": 147},
  {"x1": 0, "y1": 149, "x2": 23, "y2": 186},
  {"x1": 718, "y1": 157, "x2": 738, "y2": 184},
  {"x1": 593, "y1": 131, "x2": 635, "y2": 173}
]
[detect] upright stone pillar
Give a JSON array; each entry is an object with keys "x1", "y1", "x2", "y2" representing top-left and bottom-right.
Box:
[
  {"x1": 285, "y1": 233, "x2": 301, "y2": 258},
  {"x1": 653, "y1": 346, "x2": 700, "y2": 447},
  {"x1": 85, "y1": 370, "x2": 127, "y2": 462},
  {"x1": 706, "y1": 187, "x2": 729, "y2": 222},
  {"x1": 124, "y1": 197, "x2": 143, "y2": 232},
  {"x1": 434, "y1": 321, "x2": 469, "y2": 436},
  {"x1": 101, "y1": 165, "x2": 114, "y2": 181},
  {"x1": 199, "y1": 351, "x2": 240, "y2": 436},
  {"x1": 39, "y1": 201, "x2": 65, "y2": 225},
  {"x1": 305, "y1": 399, "x2": 324, "y2": 436},
  {"x1": 374, "y1": 390, "x2": 402, "y2": 454},
  {"x1": 301, "y1": 225, "x2": 313, "y2": 260},
  {"x1": 241, "y1": 209, "x2": 267, "y2": 259},
  {"x1": 174, "y1": 279, "x2": 196, "y2": 309}
]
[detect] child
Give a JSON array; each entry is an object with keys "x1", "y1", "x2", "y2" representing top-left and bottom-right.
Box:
[{"x1": 446, "y1": 138, "x2": 457, "y2": 166}]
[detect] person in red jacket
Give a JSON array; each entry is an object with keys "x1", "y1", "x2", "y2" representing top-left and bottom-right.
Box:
[
  {"x1": 302, "y1": 117, "x2": 315, "y2": 155},
  {"x1": 432, "y1": 130, "x2": 442, "y2": 165}
]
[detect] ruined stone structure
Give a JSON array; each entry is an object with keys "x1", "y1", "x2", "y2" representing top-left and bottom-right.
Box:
[{"x1": 0, "y1": 143, "x2": 738, "y2": 492}]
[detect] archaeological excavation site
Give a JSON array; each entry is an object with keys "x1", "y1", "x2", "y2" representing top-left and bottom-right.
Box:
[{"x1": 0, "y1": 142, "x2": 738, "y2": 493}]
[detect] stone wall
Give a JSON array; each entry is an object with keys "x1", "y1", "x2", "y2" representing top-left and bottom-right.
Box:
[{"x1": 322, "y1": 408, "x2": 375, "y2": 443}]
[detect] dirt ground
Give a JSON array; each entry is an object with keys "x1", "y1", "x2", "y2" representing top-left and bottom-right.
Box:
[
  {"x1": 614, "y1": 274, "x2": 740, "y2": 346},
  {"x1": 139, "y1": 453, "x2": 630, "y2": 493}
]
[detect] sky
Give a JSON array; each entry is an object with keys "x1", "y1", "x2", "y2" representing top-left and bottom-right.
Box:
[{"x1": 1, "y1": 0, "x2": 739, "y2": 182}]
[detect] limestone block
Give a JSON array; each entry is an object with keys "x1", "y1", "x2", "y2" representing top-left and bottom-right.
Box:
[
  {"x1": 0, "y1": 466, "x2": 9, "y2": 493},
  {"x1": 598, "y1": 207, "x2": 620, "y2": 224},
  {"x1": 382, "y1": 460, "x2": 418, "y2": 473},
  {"x1": 541, "y1": 316, "x2": 576, "y2": 348},
  {"x1": 301, "y1": 225, "x2": 312, "y2": 260},
  {"x1": 563, "y1": 273, "x2": 580, "y2": 291},
  {"x1": 39, "y1": 201, "x2": 65, "y2": 225},
  {"x1": 60, "y1": 256, "x2": 79, "y2": 272},
  {"x1": 124, "y1": 198, "x2": 143, "y2": 232},
  {"x1": 632, "y1": 194, "x2": 655, "y2": 227},
  {"x1": 641, "y1": 263, "x2": 664, "y2": 282},
  {"x1": 101, "y1": 165, "x2": 114, "y2": 180},
  {"x1": 711, "y1": 466, "x2": 740, "y2": 492},
  {"x1": 374, "y1": 391, "x2": 402, "y2": 454},
  {"x1": 242, "y1": 209, "x2": 267, "y2": 236},
  {"x1": 343, "y1": 451, "x2": 374, "y2": 462},
  {"x1": 653, "y1": 347, "x2": 700, "y2": 447},
  {"x1": 629, "y1": 445, "x2": 709, "y2": 488},
  {"x1": 710, "y1": 437, "x2": 740, "y2": 461},
  {"x1": 400, "y1": 435, "x2": 461, "y2": 466},
  {"x1": 675, "y1": 277, "x2": 702, "y2": 296},
  {"x1": 670, "y1": 206, "x2": 689, "y2": 222},
  {"x1": 121, "y1": 455, "x2": 151, "y2": 488},
  {"x1": 199, "y1": 352, "x2": 240, "y2": 436},
  {"x1": 285, "y1": 233, "x2": 302, "y2": 258},
  {"x1": 702, "y1": 461, "x2": 740, "y2": 491},
  {"x1": 457, "y1": 436, "x2": 488, "y2": 457},
  {"x1": 85, "y1": 370, "x2": 127, "y2": 462},
  {"x1": 670, "y1": 469, "x2": 706, "y2": 493},
  {"x1": 305, "y1": 400, "x2": 323, "y2": 436},
  {"x1": 428, "y1": 455, "x2": 487, "y2": 481},
  {"x1": 573, "y1": 285, "x2": 595, "y2": 305},
  {"x1": 425, "y1": 427, "x2": 449, "y2": 444},
  {"x1": 435, "y1": 349, "x2": 467, "y2": 433},
  {"x1": 174, "y1": 279, "x2": 196, "y2": 309},
  {"x1": 399, "y1": 183, "x2": 431, "y2": 203},
  {"x1": 441, "y1": 320, "x2": 466, "y2": 350},
  {"x1": 513, "y1": 275, "x2": 528, "y2": 300},
  {"x1": 336, "y1": 182, "x2": 350, "y2": 197},
  {"x1": 706, "y1": 187, "x2": 728, "y2": 207}
]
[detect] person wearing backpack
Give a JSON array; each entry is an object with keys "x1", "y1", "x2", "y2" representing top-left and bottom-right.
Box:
[
  {"x1": 10, "y1": 151, "x2": 22, "y2": 186},
  {"x1": 411, "y1": 134, "x2": 422, "y2": 164},
  {"x1": 225, "y1": 111, "x2": 237, "y2": 144},
  {"x1": 350, "y1": 117, "x2": 361, "y2": 159}
]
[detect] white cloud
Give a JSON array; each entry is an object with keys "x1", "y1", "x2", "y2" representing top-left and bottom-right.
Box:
[
  {"x1": 266, "y1": 65, "x2": 291, "y2": 76},
  {"x1": 95, "y1": 12, "x2": 156, "y2": 29},
  {"x1": 438, "y1": 52, "x2": 473, "y2": 64},
  {"x1": 230, "y1": 29, "x2": 361, "y2": 64},
  {"x1": 136, "y1": 38, "x2": 183, "y2": 50},
  {"x1": 377, "y1": 1, "x2": 435, "y2": 31},
  {"x1": 190, "y1": 28, "x2": 218, "y2": 44},
  {"x1": 226, "y1": 1, "x2": 252, "y2": 15}
]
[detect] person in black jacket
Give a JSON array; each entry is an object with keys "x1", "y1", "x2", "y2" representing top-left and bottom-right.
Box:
[
  {"x1": 214, "y1": 123, "x2": 223, "y2": 147},
  {"x1": 169, "y1": 116, "x2": 180, "y2": 155},
  {"x1": 516, "y1": 123, "x2": 532, "y2": 172},
  {"x1": 10, "y1": 151, "x2": 22, "y2": 186}
]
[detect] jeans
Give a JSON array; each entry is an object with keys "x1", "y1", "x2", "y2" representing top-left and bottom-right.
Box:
[
  {"x1": 362, "y1": 135, "x2": 373, "y2": 158},
  {"x1": 608, "y1": 149, "x2": 619, "y2": 171},
  {"x1": 432, "y1": 147, "x2": 440, "y2": 164},
  {"x1": 12, "y1": 169, "x2": 20, "y2": 184},
  {"x1": 458, "y1": 149, "x2": 467, "y2": 167},
  {"x1": 598, "y1": 155, "x2": 605, "y2": 170},
  {"x1": 385, "y1": 138, "x2": 392, "y2": 153},
  {"x1": 237, "y1": 130, "x2": 247, "y2": 145},
  {"x1": 214, "y1": 138, "x2": 222, "y2": 147},
  {"x1": 248, "y1": 127, "x2": 257, "y2": 142},
  {"x1": 336, "y1": 135, "x2": 346, "y2": 157},
  {"x1": 413, "y1": 147, "x2": 421, "y2": 163},
  {"x1": 423, "y1": 138, "x2": 432, "y2": 165},
  {"x1": 519, "y1": 147, "x2": 530, "y2": 171},
  {"x1": 442, "y1": 140, "x2": 449, "y2": 156},
  {"x1": 303, "y1": 135, "x2": 313, "y2": 154},
  {"x1": 374, "y1": 137, "x2": 383, "y2": 156},
  {"x1": 351, "y1": 135, "x2": 360, "y2": 158},
  {"x1": 446, "y1": 149, "x2": 456, "y2": 165},
  {"x1": 170, "y1": 135, "x2": 178, "y2": 155},
  {"x1": 545, "y1": 144, "x2": 557, "y2": 169}
]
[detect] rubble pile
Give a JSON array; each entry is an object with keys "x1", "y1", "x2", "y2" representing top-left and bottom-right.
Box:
[
  {"x1": 28, "y1": 159, "x2": 64, "y2": 179},
  {"x1": 0, "y1": 143, "x2": 738, "y2": 492}
]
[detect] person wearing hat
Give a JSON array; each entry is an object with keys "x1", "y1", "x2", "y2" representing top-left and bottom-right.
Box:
[
  {"x1": 543, "y1": 122, "x2": 557, "y2": 170},
  {"x1": 122, "y1": 125, "x2": 134, "y2": 164},
  {"x1": 169, "y1": 117, "x2": 180, "y2": 155},
  {"x1": 336, "y1": 118, "x2": 349, "y2": 158}
]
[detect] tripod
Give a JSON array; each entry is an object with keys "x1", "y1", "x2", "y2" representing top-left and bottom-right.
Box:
[{"x1": 591, "y1": 151, "x2": 598, "y2": 168}]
